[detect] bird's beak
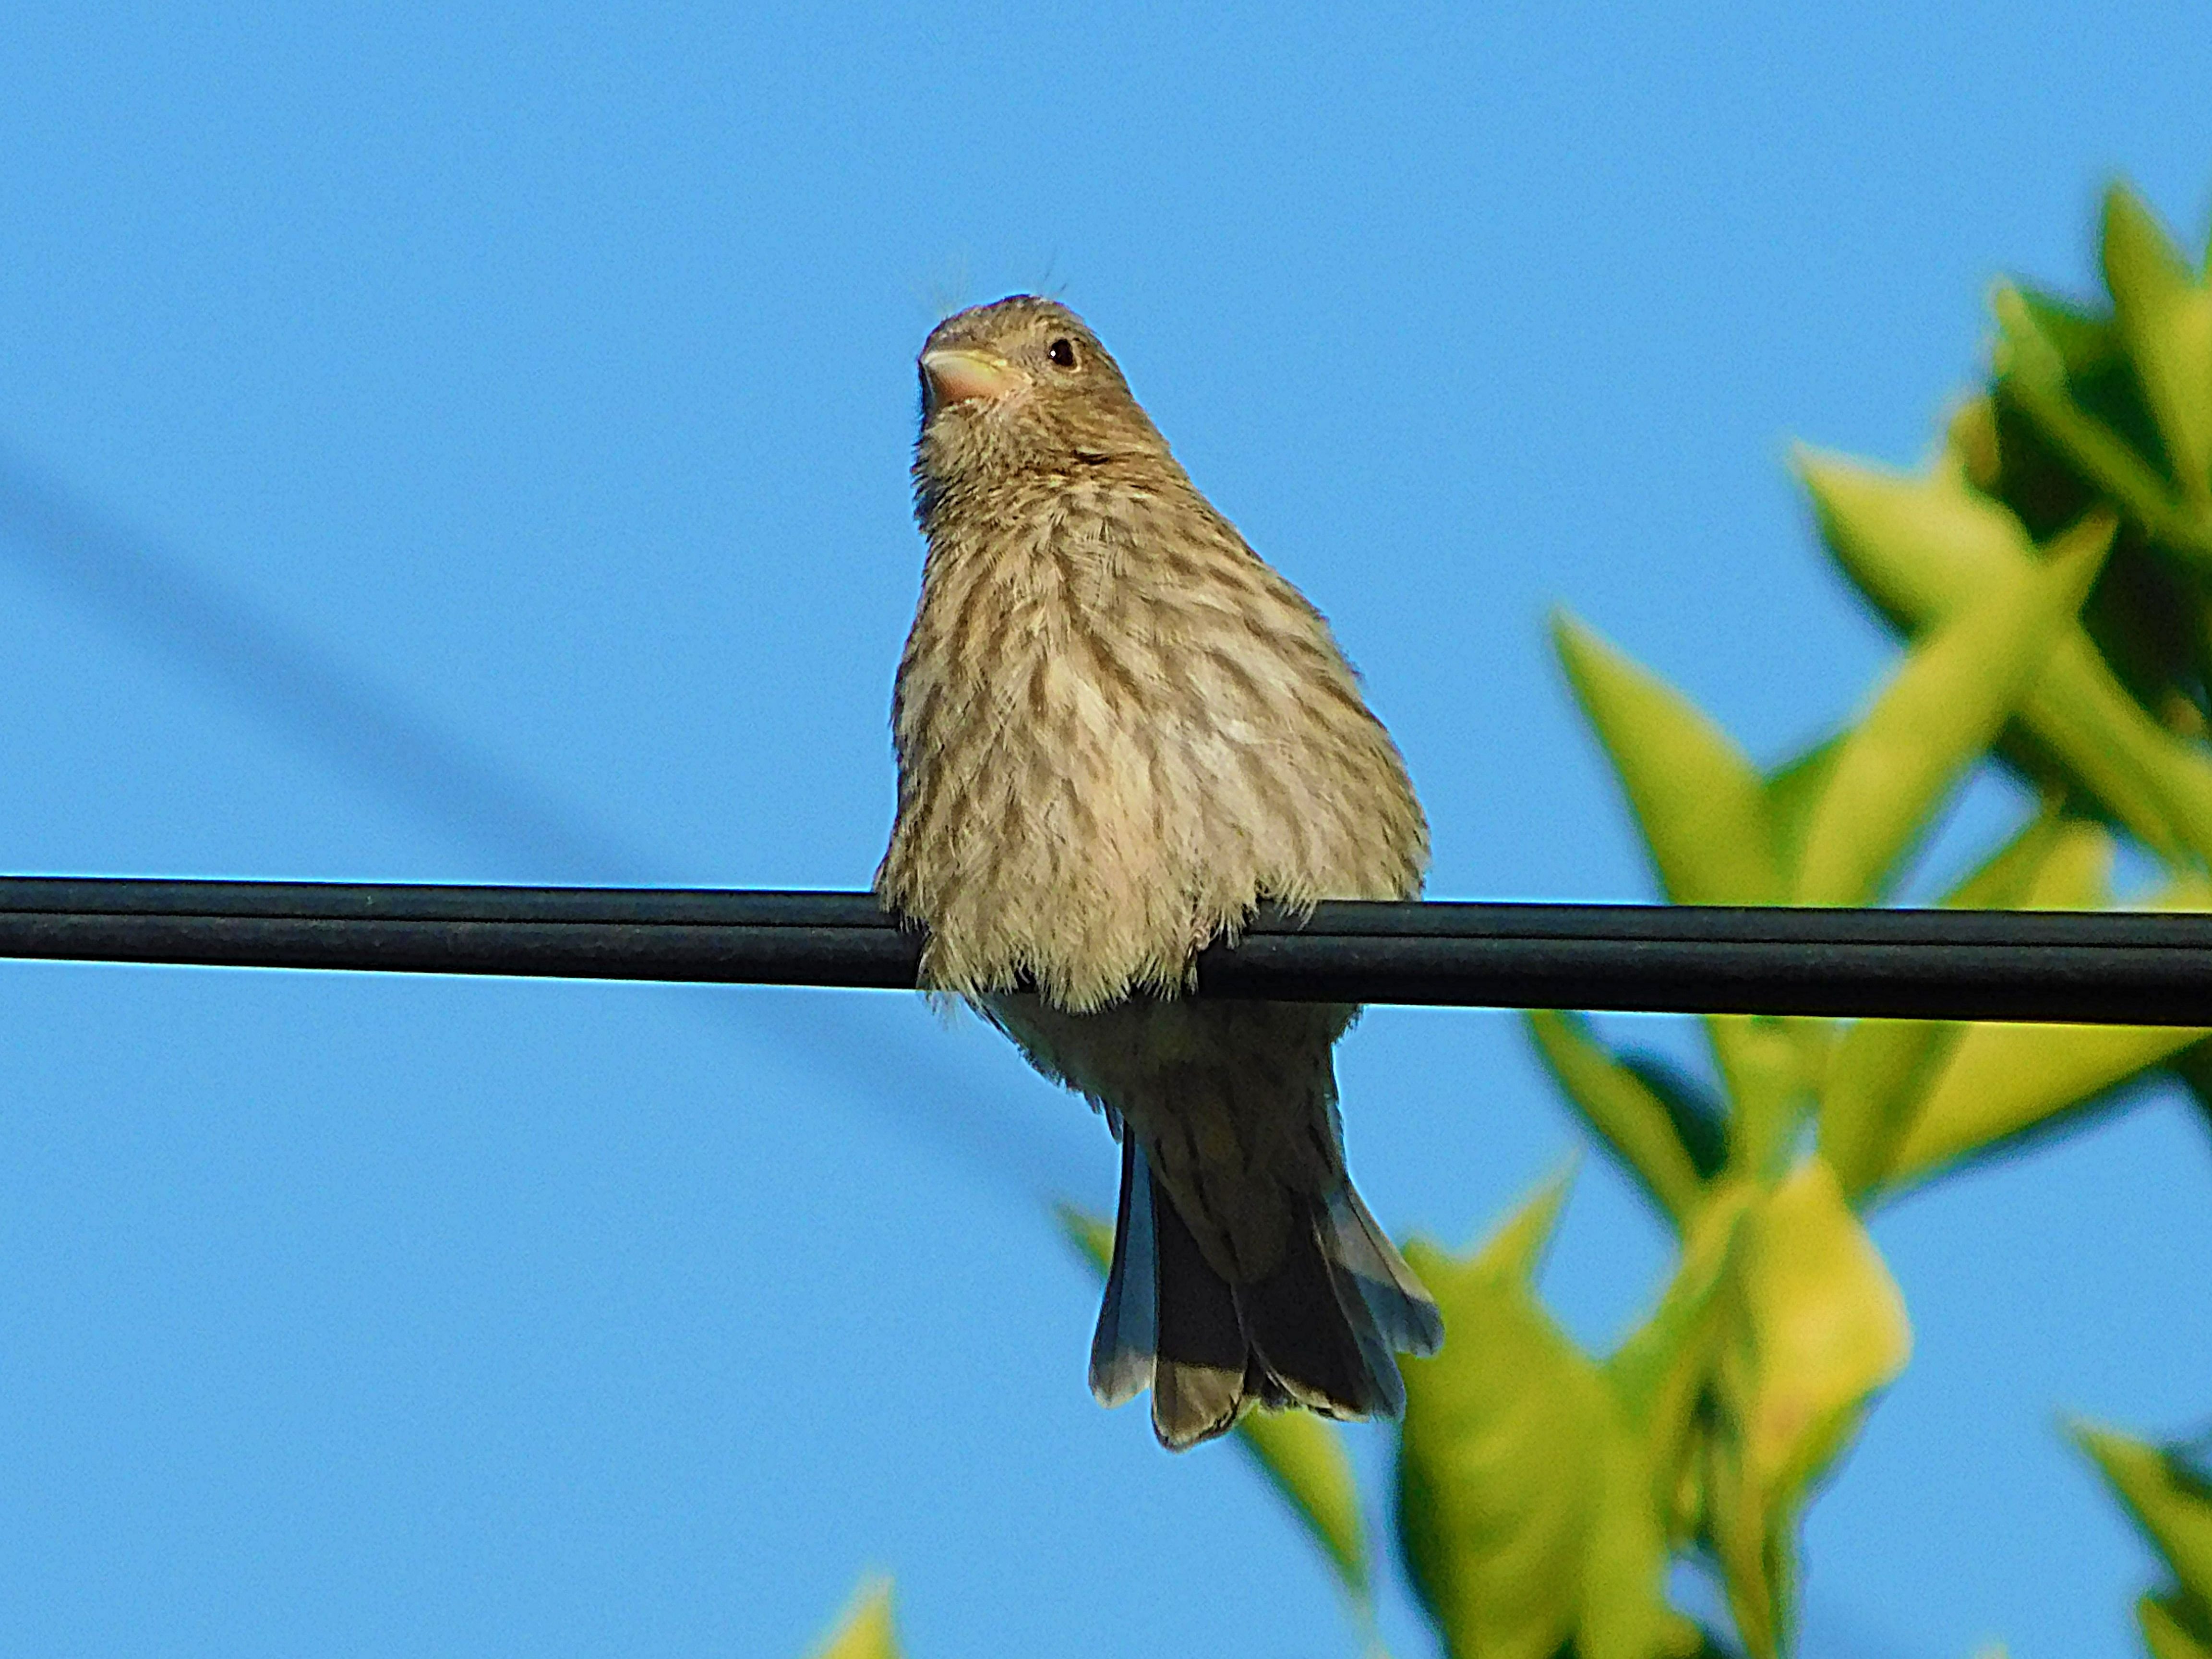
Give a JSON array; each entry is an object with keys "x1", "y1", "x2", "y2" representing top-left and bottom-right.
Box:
[{"x1": 920, "y1": 348, "x2": 1024, "y2": 408}]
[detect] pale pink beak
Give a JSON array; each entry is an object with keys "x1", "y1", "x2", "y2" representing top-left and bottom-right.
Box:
[{"x1": 921, "y1": 347, "x2": 1024, "y2": 407}]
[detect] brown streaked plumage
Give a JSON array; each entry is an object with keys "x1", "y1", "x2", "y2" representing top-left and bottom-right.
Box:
[{"x1": 878, "y1": 294, "x2": 1442, "y2": 1450}]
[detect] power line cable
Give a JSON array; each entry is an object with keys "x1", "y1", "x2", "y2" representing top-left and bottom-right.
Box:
[{"x1": 0, "y1": 878, "x2": 2207, "y2": 1025}]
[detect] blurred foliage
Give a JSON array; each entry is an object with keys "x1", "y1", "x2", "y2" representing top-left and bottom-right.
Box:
[
  {"x1": 803, "y1": 180, "x2": 2212, "y2": 1658},
  {"x1": 2075, "y1": 1425, "x2": 2212, "y2": 1659},
  {"x1": 807, "y1": 1577, "x2": 902, "y2": 1659}
]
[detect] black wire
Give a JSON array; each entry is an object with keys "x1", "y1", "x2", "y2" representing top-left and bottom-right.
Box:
[{"x1": 3, "y1": 878, "x2": 2210, "y2": 1025}]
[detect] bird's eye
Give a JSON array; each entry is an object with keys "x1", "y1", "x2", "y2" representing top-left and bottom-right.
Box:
[{"x1": 1047, "y1": 337, "x2": 1078, "y2": 369}]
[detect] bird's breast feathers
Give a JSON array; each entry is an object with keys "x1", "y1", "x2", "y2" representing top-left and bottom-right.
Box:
[{"x1": 880, "y1": 482, "x2": 1425, "y2": 1010}]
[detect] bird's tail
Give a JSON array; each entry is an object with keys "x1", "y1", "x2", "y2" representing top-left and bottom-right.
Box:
[{"x1": 1089, "y1": 1138, "x2": 1443, "y2": 1451}]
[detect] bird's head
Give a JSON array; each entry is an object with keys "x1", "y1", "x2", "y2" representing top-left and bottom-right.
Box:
[{"x1": 912, "y1": 295, "x2": 1169, "y2": 519}]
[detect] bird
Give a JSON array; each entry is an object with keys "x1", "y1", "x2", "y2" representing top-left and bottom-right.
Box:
[{"x1": 877, "y1": 294, "x2": 1443, "y2": 1450}]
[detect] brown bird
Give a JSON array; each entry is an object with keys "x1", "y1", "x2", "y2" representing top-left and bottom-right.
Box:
[{"x1": 878, "y1": 294, "x2": 1443, "y2": 1450}]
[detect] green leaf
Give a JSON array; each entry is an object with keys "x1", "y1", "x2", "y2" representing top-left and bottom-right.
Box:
[
  {"x1": 1764, "y1": 735, "x2": 1846, "y2": 889},
  {"x1": 1055, "y1": 1204, "x2": 1373, "y2": 1601},
  {"x1": 1802, "y1": 452, "x2": 2212, "y2": 865},
  {"x1": 1946, "y1": 805, "x2": 2084, "y2": 910},
  {"x1": 1981, "y1": 286, "x2": 2170, "y2": 543},
  {"x1": 2074, "y1": 1422, "x2": 2212, "y2": 1617},
  {"x1": 806, "y1": 1577, "x2": 902, "y2": 1659},
  {"x1": 2079, "y1": 1423, "x2": 2212, "y2": 1596},
  {"x1": 1607, "y1": 1184, "x2": 1755, "y2": 1536},
  {"x1": 1550, "y1": 618, "x2": 1825, "y2": 1176},
  {"x1": 1705, "y1": 1013, "x2": 1816, "y2": 1182},
  {"x1": 1526, "y1": 1010, "x2": 1707, "y2": 1227},
  {"x1": 1618, "y1": 1051, "x2": 1732, "y2": 1181},
  {"x1": 1892, "y1": 1018, "x2": 2209, "y2": 1186},
  {"x1": 2004, "y1": 816, "x2": 2118, "y2": 911},
  {"x1": 2142, "y1": 1593, "x2": 2212, "y2": 1659},
  {"x1": 1395, "y1": 1177, "x2": 1695, "y2": 1659},
  {"x1": 1554, "y1": 613, "x2": 1784, "y2": 905},
  {"x1": 1722, "y1": 739, "x2": 1859, "y2": 1179},
  {"x1": 1580, "y1": 1425, "x2": 1703, "y2": 1659},
  {"x1": 1799, "y1": 445, "x2": 2062, "y2": 634},
  {"x1": 1791, "y1": 511, "x2": 2113, "y2": 907},
  {"x1": 1396, "y1": 1181, "x2": 1589, "y2": 1659},
  {"x1": 1703, "y1": 1162, "x2": 1911, "y2": 1659},
  {"x1": 1483, "y1": 1169, "x2": 1576, "y2": 1280},
  {"x1": 1057, "y1": 1203, "x2": 1116, "y2": 1274},
  {"x1": 1820, "y1": 1015, "x2": 1959, "y2": 1203},
  {"x1": 1736, "y1": 1163, "x2": 1911, "y2": 1496},
  {"x1": 2104, "y1": 184, "x2": 2212, "y2": 510},
  {"x1": 2006, "y1": 283, "x2": 2122, "y2": 376},
  {"x1": 1993, "y1": 283, "x2": 2212, "y2": 561},
  {"x1": 1884, "y1": 871, "x2": 2212, "y2": 1187},
  {"x1": 1947, "y1": 394, "x2": 2006, "y2": 492},
  {"x1": 2165, "y1": 1042, "x2": 2212, "y2": 1146},
  {"x1": 1818, "y1": 814, "x2": 2110, "y2": 1201}
]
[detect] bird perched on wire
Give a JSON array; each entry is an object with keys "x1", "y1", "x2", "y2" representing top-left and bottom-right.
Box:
[{"x1": 878, "y1": 294, "x2": 1442, "y2": 1450}]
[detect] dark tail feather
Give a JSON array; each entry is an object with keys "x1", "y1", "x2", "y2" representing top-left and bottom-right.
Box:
[
  {"x1": 1235, "y1": 1182, "x2": 1443, "y2": 1421},
  {"x1": 1324, "y1": 1184, "x2": 1446, "y2": 1357},
  {"x1": 1236, "y1": 1200, "x2": 1399, "y2": 1418},
  {"x1": 1144, "y1": 1158, "x2": 1250, "y2": 1449},
  {"x1": 1092, "y1": 1142, "x2": 1443, "y2": 1451},
  {"x1": 1089, "y1": 1138, "x2": 1249, "y2": 1449},
  {"x1": 1088, "y1": 1137, "x2": 1156, "y2": 1408}
]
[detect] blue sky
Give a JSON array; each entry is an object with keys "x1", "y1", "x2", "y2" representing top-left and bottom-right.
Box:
[{"x1": 2, "y1": 5, "x2": 2211, "y2": 1656}]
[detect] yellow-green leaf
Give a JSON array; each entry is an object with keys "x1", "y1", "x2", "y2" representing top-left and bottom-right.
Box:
[
  {"x1": 1526, "y1": 1010, "x2": 1707, "y2": 1227},
  {"x1": 1953, "y1": 808, "x2": 2100, "y2": 912},
  {"x1": 1478, "y1": 1169, "x2": 1575, "y2": 1281},
  {"x1": 1706, "y1": 1013, "x2": 1816, "y2": 1182},
  {"x1": 2011, "y1": 818, "x2": 2120, "y2": 912},
  {"x1": 1992, "y1": 284, "x2": 2212, "y2": 560},
  {"x1": 1818, "y1": 815, "x2": 2111, "y2": 1200},
  {"x1": 1055, "y1": 1204, "x2": 1371, "y2": 1600},
  {"x1": 1885, "y1": 872, "x2": 2212, "y2": 1190},
  {"x1": 1607, "y1": 1183, "x2": 1748, "y2": 1432},
  {"x1": 1579, "y1": 1424, "x2": 1703, "y2": 1659},
  {"x1": 1946, "y1": 394, "x2": 2005, "y2": 491},
  {"x1": 1737, "y1": 1163, "x2": 1911, "y2": 1495},
  {"x1": 1892, "y1": 1020, "x2": 2208, "y2": 1185},
  {"x1": 1057, "y1": 1203, "x2": 1116, "y2": 1275},
  {"x1": 1705, "y1": 1161, "x2": 1911, "y2": 1658},
  {"x1": 2104, "y1": 183, "x2": 2212, "y2": 509},
  {"x1": 1885, "y1": 1022, "x2": 2212, "y2": 1185},
  {"x1": 2142, "y1": 1593, "x2": 2212, "y2": 1659},
  {"x1": 1554, "y1": 613, "x2": 1783, "y2": 905},
  {"x1": 1606, "y1": 1182, "x2": 1754, "y2": 1534},
  {"x1": 1800, "y1": 445, "x2": 2054, "y2": 631},
  {"x1": 1396, "y1": 1178, "x2": 1628, "y2": 1659},
  {"x1": 1764, "y1": 735, "x2": 1845, "y2": 889},
  {"x1": 1820, "y1": 1016, "x2": 1959, "y2": 1207},
  {"x1": 1801, "y1": 451, "x2": 2212, "y2": 864},
  {"x1": 807, "y1": 1577, "x2": 902, "y2": 1659},
  {"x1": 2075, "y1": 1423, "x2": 2212, "y2": 1604},
  {"x1": 1791, "y1": 511, "x2": 2112, "y2": 907},
  {"x1": 1615, "y1": 1050, "x2": 1731, "y2": 1179}
]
